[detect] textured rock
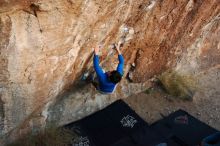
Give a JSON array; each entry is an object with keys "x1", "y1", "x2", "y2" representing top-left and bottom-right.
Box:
[
  {"x1": 0, "y1": 0, "x2": 39, "y2": 13},
  {"x1": 0, "y1": 0, "x2": 219, "y2": 143}
]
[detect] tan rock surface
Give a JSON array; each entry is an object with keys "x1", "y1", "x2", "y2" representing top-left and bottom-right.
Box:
[{"x1": 0, "y1": 0, "x2": 219, "y2": 143}]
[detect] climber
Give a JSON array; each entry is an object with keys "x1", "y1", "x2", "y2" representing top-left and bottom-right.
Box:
[{"x1": 92, "y1": 42, "x2": 124, "y2": 94}]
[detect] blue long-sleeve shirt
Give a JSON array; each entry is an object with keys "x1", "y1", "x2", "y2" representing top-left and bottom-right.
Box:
[{"x1": 93, "y1": 54, "x2": 124, "y2": 93}]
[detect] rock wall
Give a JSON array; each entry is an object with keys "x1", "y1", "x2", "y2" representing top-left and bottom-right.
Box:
[{"x1": 0, "y1": 0, "x2": 219, "y2": 142}]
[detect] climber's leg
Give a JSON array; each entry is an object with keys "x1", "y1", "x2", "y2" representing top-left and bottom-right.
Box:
[
  {"x1": 81, "y1": 71, "x2": 100, "y2": 89},
  {"x1": 81, "y1": 71, "x2": 96, "y2": 82},
  {"x1": 91, "y1": 81, "x2": 100, "y2": 90},
  {"x1": 89, "y1": 73, "x2": 100, "y2": 90}
]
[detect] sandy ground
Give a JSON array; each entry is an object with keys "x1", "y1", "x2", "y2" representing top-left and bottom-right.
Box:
[{"x1": 124, "y1": 88, "x2": 220, "y2": 130}]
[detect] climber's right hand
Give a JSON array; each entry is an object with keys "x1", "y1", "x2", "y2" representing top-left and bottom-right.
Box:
[{"x1": 94, "y1": 46, "x2": 100, "y2": 55}]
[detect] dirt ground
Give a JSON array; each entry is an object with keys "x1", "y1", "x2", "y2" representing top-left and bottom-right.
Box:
[{"x1": 124, "y1": 88, "x2": 220, "y2": 130}]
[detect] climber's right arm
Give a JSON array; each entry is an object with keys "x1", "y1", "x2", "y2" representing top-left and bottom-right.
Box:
[{"x1": 93, "y1": 47, "x2": 105, "y2": 81}]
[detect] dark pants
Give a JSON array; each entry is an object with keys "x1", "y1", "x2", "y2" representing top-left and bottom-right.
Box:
[
  {"x1": 91, "y1": 81, "x2": 100, "y2": 90},
  {"x1": 85, "y1": 72, "x2": 100, "y2": 90}
]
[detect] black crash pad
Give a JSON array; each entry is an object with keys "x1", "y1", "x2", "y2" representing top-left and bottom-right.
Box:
[
  {"x1": 65, "y1": 100, "x2": 150, "y2": 146},
  {"x1": 151, "y1": 109, "x2": 218, "y2": 146},
  {"x1": 64, "y1": 100, "x2": 218, "y2": 146}
]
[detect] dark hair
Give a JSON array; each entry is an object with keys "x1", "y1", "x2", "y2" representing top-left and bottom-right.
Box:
[{"x1": 108, "y1": 71, "x2": 122, "y2": 84}]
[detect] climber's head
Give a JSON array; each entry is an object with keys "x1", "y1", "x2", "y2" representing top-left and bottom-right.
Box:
[{"x1": 107, "y1": 70, "x2": 122, "y2": 84}]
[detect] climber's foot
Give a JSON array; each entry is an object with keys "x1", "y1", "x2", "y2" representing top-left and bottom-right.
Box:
[
  {"x1": 81, "y1": 72, "x2": 89, "y2": 81},
  {"x1": 81, "y1": 72, "x2": 96, "y2": 84}
]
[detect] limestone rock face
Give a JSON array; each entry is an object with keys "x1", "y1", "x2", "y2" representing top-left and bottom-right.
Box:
[{"x1": 0, "y1": 0, "x2": 219, "y2": 142}]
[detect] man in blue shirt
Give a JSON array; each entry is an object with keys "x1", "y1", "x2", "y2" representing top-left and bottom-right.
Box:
[{"x1": 93, "y1": 43, "x2": 124, "y2": 94}]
